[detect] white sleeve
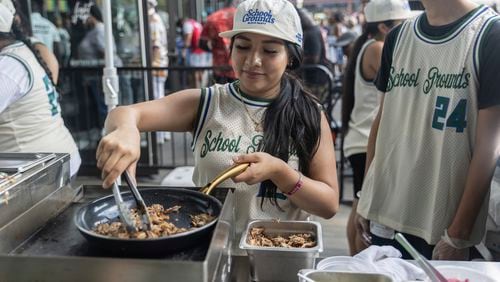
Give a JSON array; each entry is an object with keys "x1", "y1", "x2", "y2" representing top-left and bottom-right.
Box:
[
  {"x1": 183, "y1": 21, "x2": 193, "y2": 34},
  {"x1": 51, "y1": 24, "x2": 61, "y2": 42},
  {"x1": 0, "y1": 56, "x2": 31, "y2": 112}
]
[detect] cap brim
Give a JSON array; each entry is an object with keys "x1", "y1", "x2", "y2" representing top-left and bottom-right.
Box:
[{"x1": 219, "y1": 29, "x2": 298, "y2": 45}]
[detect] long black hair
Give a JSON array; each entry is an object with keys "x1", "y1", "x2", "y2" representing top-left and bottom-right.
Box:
[
  {"x1": 230, "y1": 38, "x2": 322, "y2": 209},
  {"x1": 341, "y1": 20, "x2": 395, "y2": 134},
  {"x1": 0, "y1": 2, "x2": 56, "y2": 87}
]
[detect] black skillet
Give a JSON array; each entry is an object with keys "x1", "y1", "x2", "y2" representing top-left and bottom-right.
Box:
[{"x1": 74, "y1": 163, "x2": 249, "y2": 257}]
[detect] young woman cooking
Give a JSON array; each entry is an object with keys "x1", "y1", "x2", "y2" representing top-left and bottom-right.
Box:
[{"x1": 96, "y1": 0, "x2": 339, "y2": 233}]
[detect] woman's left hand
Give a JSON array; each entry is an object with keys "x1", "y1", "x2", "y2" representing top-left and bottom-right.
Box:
[{"x1": 231, "y1": 153, "x2": 286, "y2": 185}]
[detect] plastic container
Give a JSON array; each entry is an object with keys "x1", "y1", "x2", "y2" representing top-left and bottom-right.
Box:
[
  {"x1": 316, "y1": 256, "x2": 377, "y2": 272},
  {"x1": 298, "y1": 269, "x2": 394, "y2": 282},
  {"x1": 424, "y1": 265, "x2": 496, "y2": 282}
]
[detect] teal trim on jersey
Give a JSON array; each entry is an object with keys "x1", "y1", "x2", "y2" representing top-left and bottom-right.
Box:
[
  {"x1": 191, "y1": 87, "x2": 212, "y2": 151},
  {"x1": 414, "y1": 5, "x2": 488, "y2": 44},
  {"x1": 0, "y1": 53, "x2": 34, "y2": 95},
  {"x1": 473, "y1": 15, "x2": 500, "y2": 80},
  {"x1": 228, "y1": 81, "x2": 273, "y2": 107}
]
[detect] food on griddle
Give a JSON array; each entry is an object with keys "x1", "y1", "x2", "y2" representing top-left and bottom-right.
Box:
[
  {"x1": 93, "y1": 204, "x2": 215, "y2": 239},
  {"x1": 190, "y1": 213, "x2": 216, "y2": 227},
  {"x1": 247, "y1": 227, "x2": 316, "y2": 248}
]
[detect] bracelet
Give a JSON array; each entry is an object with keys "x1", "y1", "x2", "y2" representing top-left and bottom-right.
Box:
[{"x1": 286, "y1": 171, "x2": 303, "y2": 196}]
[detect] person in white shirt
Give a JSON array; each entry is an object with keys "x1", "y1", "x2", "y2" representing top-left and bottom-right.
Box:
[
  {"x1": 30, "y1": 0, "x2": 60, "y2": 54},
  {"x1": 0, "y1": 0, "x2": 80, "y2": 178}
]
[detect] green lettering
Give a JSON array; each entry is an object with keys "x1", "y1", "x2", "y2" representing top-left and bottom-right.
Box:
[
  {"x1": 215, "y1": 132, "x2": 224, "y2": 150},
  {"x1": 221, "y1": 139, "x2": 230, "y2": 151},
  {"x1": 201, "y1": 130, "x2": 213, "y2": 158},
  {"x1": 235, "y1": 136, "x2": 242, "y2": 152}
]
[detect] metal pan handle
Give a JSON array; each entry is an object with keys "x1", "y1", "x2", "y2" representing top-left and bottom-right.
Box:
[{"x1": 200, "y1": 163, "x2": 250, "y2": 195}]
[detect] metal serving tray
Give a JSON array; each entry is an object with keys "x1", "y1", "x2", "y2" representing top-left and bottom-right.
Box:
[
  {"x1": 298, "y1": 270, "x2": 394, "y2": 282},
  {"x1": 240, "y1": 220, "x2": 323, "y2": 282},
  {"x1": 0, "y1": 153, "x2": 70, "y2": 230},
  {"x1": 0, "y1": 153, "x2": 56, "y2": 173}
]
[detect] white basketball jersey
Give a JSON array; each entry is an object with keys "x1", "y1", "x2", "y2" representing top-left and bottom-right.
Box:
[
  {"x1": 0, "y1": 42, "x2": 81, "y2": 176},
  {"x1": 343, "y1": 39, "x2": 380, "y2": 158},
  {"x1": 357, "y1": 6, "x2": 499, "y2": 244},
  {"x1": 192, "y1": 82, "x2": 309, "y2": 234}
]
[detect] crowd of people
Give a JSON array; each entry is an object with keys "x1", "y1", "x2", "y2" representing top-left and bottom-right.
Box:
[{"x1": 1, "y1": 0, "x2": 499, "y2": 265}]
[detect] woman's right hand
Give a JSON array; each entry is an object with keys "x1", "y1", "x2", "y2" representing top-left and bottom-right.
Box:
[
  {"x1": 355, "y1": 213, "x2": 372, "y2": 246},
  {"x1": 96, "y1": 126, "x2": 141, "y2": 188}
]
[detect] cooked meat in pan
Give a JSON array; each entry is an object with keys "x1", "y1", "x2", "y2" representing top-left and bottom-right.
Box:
[
  {"x1": 94, "y1": 204, "x2": 215, "y2": 239},
  {"x1": 248, "y1": 227, "x2": 316, "y2": 248}
]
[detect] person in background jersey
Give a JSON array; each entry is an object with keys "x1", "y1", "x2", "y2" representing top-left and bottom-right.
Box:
[
  {"x1": 199, "y1": 0, "x2": 237, "y2": 84},
  {"x1": 0, "y1": 0, "x2": 81, "y2": 178},
  {"x1": 96, "y1": 0, "x2": 339, "y2": 236},
  {"x1": 178, "y1": 17, "x2": 208, "y2": 88},
  {"x1": 342, "y1": 0, "x2": 417, "y2": 256},
  {"x1": 356, "y1": 0, "x2": 500, "y2": 260},
  {"x1": 147, "y1": 0, "x2": 170, "y2": 143}
]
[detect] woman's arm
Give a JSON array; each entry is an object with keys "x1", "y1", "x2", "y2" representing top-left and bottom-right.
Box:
[
  {"x1": 97, "y1": 88, "x2": 202, "y2": 187},
  {"x1": 233, "y1": 112, "x2": 339, "y2": 218},
  {"x1": 33, "y1": 42, "x2": 59, "y2": 84}
]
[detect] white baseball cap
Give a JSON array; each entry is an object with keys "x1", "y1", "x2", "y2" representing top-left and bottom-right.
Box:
[
  {"x1": 0, "y1": 0, "x2": 15, "y2": 33},
  {"x1": 219, "y1": 0, "x2": 303, "y2": 47},
  {"x1": 365, "y1": 0, "x2": 421, "y2": 23}
]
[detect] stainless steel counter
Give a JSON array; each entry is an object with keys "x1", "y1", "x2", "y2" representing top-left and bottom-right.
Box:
[{"x1": 0, "y1": 185, "x2": 235, "y2": 282}]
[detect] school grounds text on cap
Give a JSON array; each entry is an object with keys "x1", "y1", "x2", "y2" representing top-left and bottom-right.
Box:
[{"x1": 219, "y1": 0, "x2": 303, "y2": 47}]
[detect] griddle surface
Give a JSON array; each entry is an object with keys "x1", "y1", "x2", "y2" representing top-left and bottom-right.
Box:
[{"x1": 12, "y1": 186, "x2": 229, "y2": 261}]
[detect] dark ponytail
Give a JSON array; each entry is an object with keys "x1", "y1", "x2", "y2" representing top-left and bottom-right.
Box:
[
  {"x1": 229, "y1": 38, "x2": 322, "y2": 209},
  {"x1": 259, "y1": 42, "x2": 321, "y2": 209},
  {"x1": 341, "y1": 20, "x2": 395, "y2": 134}
]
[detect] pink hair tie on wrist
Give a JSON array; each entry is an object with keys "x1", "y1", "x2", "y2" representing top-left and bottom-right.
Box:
[{"x1": 286, "y1": 171, "x2": 303, "y2": 196}]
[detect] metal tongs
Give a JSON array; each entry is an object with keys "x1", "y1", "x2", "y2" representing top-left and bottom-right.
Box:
[
  {"x1": 395, "y1": 233, "x2": 447, "y2": 282},
  {"x1": 199, "y1": 163, "x2": 250, "y2": 195},
  {"x1": 112, "y1": 171, "x2": 153, "y2": 233}
]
